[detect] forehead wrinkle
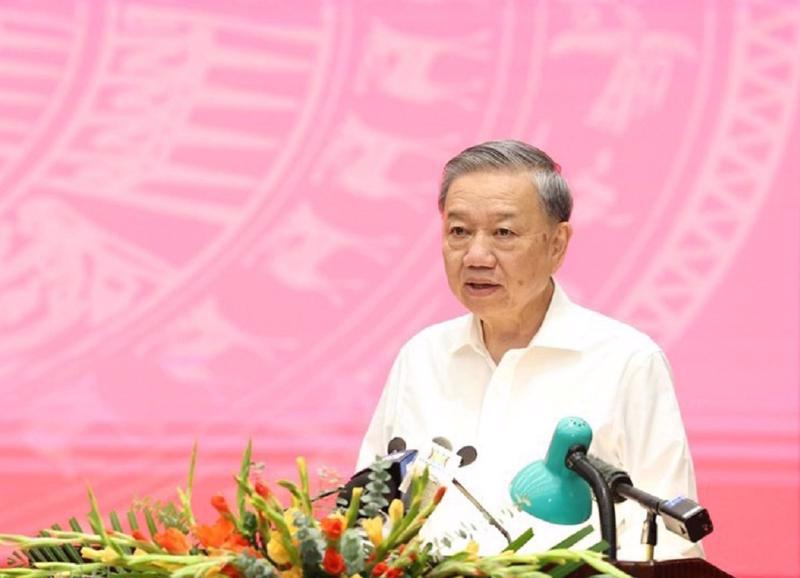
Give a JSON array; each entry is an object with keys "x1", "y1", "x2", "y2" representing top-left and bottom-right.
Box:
[{"x1": 445, "y1": 209, "x2": 521, "y2": 221}]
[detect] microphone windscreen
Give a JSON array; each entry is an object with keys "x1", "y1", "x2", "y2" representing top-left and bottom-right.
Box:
[
  {"x1": 387, "y1": 437, "x2": 406, "y2": 454},
  {"x1": 432, "y1": 436, "x2": 453, "y2": 450},
  {"x1": 457, "y1": 445, "x2": 478, "y2": 467}
]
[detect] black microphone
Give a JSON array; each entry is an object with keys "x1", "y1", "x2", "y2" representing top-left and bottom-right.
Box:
[
  {"x1": 327, "y1": 438, "x2": 418, "y2": 508},
  {"x1": 583, "y1": 454, "x2": 713, "y2": 543}
]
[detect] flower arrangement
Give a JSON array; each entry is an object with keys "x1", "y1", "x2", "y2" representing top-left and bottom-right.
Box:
[{"x1": 0, "y1": 443, "x2": 630, "y2": 578}]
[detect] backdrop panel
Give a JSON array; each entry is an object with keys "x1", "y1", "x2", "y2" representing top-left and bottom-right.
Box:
[{"x1": 0, "y1": 1, "x2": 797, "y2": 576}]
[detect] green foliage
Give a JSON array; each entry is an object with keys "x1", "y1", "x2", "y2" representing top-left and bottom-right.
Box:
[
  {"x1": 238, "y1": 441, "x2": 253, "y2": 521},
  {"x1": 241, "y1": 511, "x2": 259, "y2": 543},
  {"x1": 339, "y1": 528, "x2": 365, "y2": 575},
  {"x1": 360, "y1": 459, "x2": 391, "y2": 518},
  {"x1": 133, "y1": 497, "x2": 190, "y2": 533},
  {"x1": 293, "y1": 512, "x2": 326, "y2": 578},
  {"x1": 234, "y1": 552, "x2": 278, "y2": 578}
]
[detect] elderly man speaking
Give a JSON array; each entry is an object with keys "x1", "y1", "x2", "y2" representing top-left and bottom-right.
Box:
[{"x1": 356, "y1": 140, "x2": 702, "y2": 561}]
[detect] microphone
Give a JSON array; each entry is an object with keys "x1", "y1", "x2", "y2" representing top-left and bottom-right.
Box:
[
  {"x1": 399, "y1": 437, "x2": 461, "y2": 506},
  {"x1": 583, "y1": 454, "x2": 713, "y2": 543},
  {"x1": 404, "y1": 438, "x2": 512, "y2": 544},
  {"x1": 511, "y1": 417, "x2": 713, "y2": 562},
  {"x1": 333, "y1": 438, "x2": 418, "y2": 508}
]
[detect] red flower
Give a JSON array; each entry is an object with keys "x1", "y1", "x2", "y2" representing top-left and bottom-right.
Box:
[
  {"x1": 221, "y1": 563, "x2": 243, "y2": 578},
  {"x1": 372, "y1": 562, "x2": 389, "y2": 577},
  {"x1": 320, "y1": 516, "x2": 345, "y2": 541},
  {"x1": 131, "y1": 530, "x2": 148, "y2": 542},
  {"x1": 154, "y1": 527, "x2": 191, "y2": 554},
  {"x1": 254, "y1": 481, "x2": 271, "y2": 499},
  {"x1": 385, "y1": 568, "x2": 403, "y2": 578},
  {"x1": 211, "y1": 495, "x2": 231, "y2": 515},
  {"x1": 322, "y1": 548, "x2": 346, "y2": 576},
  {"x1": 433, "y1": 486, "x2": 447, "y2": 504}
]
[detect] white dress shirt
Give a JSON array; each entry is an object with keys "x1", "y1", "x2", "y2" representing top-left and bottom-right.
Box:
[{"x1": 357, "y1": 282, "x2": 703, "y2": 561}]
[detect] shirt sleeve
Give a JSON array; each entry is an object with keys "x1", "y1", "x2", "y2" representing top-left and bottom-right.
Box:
[
  {"x1": 614, "y1": 349, "x2": 705, "y2": 561},
  {"x1": 355, "y1": 347, "x2": 405, "y2": 471}
]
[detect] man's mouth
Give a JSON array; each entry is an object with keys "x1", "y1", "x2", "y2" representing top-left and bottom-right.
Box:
[{"x1": 464, "y1": 282, "x2": 500, "y2": 295}]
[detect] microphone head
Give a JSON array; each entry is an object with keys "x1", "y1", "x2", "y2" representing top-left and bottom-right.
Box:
[
  {"x1": 387, "y1": 437, "x2": 406, "y2": 454},
  {"x1": 456, "y1": 445, "x2": 478, "y2": 467},
  {"x1": 432, "y1": 436, "x2": 453, "y2": 450}
]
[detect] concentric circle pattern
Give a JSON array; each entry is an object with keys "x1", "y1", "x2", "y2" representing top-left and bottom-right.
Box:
[{"x1": 0, "y1": 2, "x2": 797, "y2": 575}]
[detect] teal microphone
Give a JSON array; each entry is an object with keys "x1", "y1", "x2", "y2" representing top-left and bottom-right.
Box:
[{"x1": 508, "y1": 416, "x2": 593, "y2": 524}]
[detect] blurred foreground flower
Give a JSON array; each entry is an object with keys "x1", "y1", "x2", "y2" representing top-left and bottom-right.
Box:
[{"x1": 0, "y1": 443, "x2": 629, "y2": 578}]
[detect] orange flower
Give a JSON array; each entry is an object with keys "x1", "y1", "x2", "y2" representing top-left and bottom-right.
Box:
[
  {"x1": 154, "y1": 527, "x2": 190, "y2": 554},
  {"x1": 131, "y1": 530, "x2": 148, "y2": 542},
  {"x1": 211, "y1": 495, "x2": 231, "y2": 515},
  {"x1": 255, "y1": 481, "x2": 271, "y2": 499},
  {"x1": 320, "y1": 515, "x2": 345, "y2": 541},
  {"x1": 385, "y1": 568, "x2": 403, "y2": 578},
  {"x1": 322, "y1": 548, "x2": 346, "y2": 576},
  {"x1": 194, "y1": 517, "x2": 249, "y2": 551},
  {"x1": 433, "y1": 486, "x2": 447, "y2": 504},
  {"x1": 371, "y1": 562, "x2": 388, "y2": 577}
]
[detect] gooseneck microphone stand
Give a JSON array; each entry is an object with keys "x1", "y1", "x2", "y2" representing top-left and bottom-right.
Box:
[
  {"x1": 565, "y1": 449, "x2": 714, "y2": 562},
  {"x1": 564, "y1": 445, "x2": 618, "y2": 560}
]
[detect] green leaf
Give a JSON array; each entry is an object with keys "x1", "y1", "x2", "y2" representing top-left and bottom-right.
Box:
[
  {"x1": 108, "y1": 511, "x2": 123, "y2": 532},
  {"x1": 506, "y1": 528, "x2": 534, "y2": 552},
  {"x1": 295, "y1": 457, "x2": 313, "y2": 517},
  {"x1": 126, "y1": 511, "x2": 140, "y2": 532},
  {"x1": 547, "y1": 541, "x2": 610, "y2": 578},
  {"x1": 142, "y1": 508, "x2": 159, "y2": 539},
  {"x1": 547, "y1": 525, "x2": 594, "y2": 551},
  {"x1": 87, "y1": 487, "x2": 126, "y2": 558},
  {"x1": 49, "y1": 524, "x2": 83, "y2": 564},
  {"x1": 68, "y1": 518, "x2": 83, "y2": 533},
  {"x1": 237, "y1": 440, "x2": 252, "y2": 522}
]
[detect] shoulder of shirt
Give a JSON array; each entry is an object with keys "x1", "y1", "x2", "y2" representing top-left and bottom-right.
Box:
[
  {"x1": 559, "y1": 299, "x2": 663, "y2": 356},
  {"x1": 395, "y1": 314, "x2": 473, "y2": 357}
]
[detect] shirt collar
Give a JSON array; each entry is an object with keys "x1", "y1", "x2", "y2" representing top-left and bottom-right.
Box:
[{"x1": 449, "y1": 280, "x2": 593, "y2": 355}]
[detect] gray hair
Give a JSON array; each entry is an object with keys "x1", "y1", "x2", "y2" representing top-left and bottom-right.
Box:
[{"x1": 438, "y1": 140, "x2": 573, "y2": 222}]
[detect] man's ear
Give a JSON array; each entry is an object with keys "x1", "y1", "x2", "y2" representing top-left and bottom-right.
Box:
[{"x1": 550, "y1": 221, "x2": 572, "y2": 272}]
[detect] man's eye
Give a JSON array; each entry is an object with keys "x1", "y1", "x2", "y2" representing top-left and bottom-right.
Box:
[
  {"x1": 450, "y1": 226, "x2": 467, "y2": 236},
  {"x1": 496, "y1": 228, "x2": 514, "y2": 237}
]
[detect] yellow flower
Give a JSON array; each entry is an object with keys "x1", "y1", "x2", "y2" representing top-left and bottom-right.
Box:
[
  {"x1": 133, "y1": 548, "x2": 148, "y2": 557},
  {"x1": 388, "y1": 499, "x2": 404, "y2": 526},
  {"x1": 464, "y1": 540, "x2": 480, "y2": 558},
  {"x1": 349, "y1": 574, "x2": 363, "y2": 578},
  {"x1": 280, "y1": 567, "x2": 302, "y2": 578},
  {"x1": 268, "y1": 536, "x2": 291, "y2": 565},
  {"x1": 360, "y1": 516, "x2": 383, "y2": 547},
  {"x1": 80, "y1": 546, "x2": 121, "y2": 563}
]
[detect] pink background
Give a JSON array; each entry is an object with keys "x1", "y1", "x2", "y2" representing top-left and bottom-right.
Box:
[{"x1": 0, "y1": 1, "x2": 798, "y2": 576}]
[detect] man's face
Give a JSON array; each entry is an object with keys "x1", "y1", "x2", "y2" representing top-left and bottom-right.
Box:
[{"x1": 441, "y1": 170, "x2": 571, "y2": 326}]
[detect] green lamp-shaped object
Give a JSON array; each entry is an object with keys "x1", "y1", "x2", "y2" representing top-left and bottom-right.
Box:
[{"x1": 509, "y1": 416, "x2": 593, "y2": 524}]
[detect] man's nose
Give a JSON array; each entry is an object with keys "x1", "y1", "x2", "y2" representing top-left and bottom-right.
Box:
[{"x1": 463, "y1": 233, "x2": 496, "y2": 267}]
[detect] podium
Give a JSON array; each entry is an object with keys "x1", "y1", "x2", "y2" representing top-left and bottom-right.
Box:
[{"x1": 572, "y1": 558, "x2": 734, "y2": 578}]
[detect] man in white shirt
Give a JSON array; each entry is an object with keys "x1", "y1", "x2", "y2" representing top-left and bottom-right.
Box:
[{"x1": 357, "y1": 140, "x2": 703, "y2": 560}]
